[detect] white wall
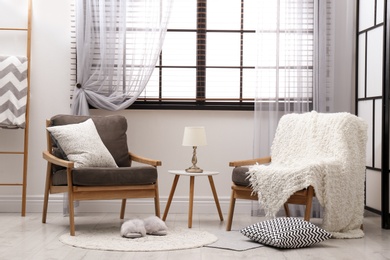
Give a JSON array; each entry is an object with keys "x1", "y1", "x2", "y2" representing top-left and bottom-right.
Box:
[{"x1": 0, "y1": 0, "x2": 357, "y2": 216}]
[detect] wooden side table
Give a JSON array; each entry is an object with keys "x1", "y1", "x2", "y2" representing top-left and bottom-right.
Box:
[{"x1": 162, "y1": 170, "x2": 224, "y2": 228}]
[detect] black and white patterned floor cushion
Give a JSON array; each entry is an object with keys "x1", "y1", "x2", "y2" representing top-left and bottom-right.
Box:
[{"x1": 240, "y1": 217, "x2": 332, "y2": 248}]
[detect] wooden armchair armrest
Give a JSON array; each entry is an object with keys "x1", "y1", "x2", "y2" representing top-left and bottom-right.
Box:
[
  {"x1": 229, "y1": 156, "x2": 271, "y2": 167},
  {"x1": 129, "y1": 152, "x2": 162, "y2": 167},
  {"x1": 42, "y1": 150, "x2": 74, "y2": 168}
]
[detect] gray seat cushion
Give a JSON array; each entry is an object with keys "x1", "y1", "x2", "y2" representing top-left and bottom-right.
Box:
[
  {"x1": 52, "y1": 166, "x2": 158, "y2": 186},
  {"x1": 232, "y1": 166, "x2": 250, "y2": 186},
  {"x1": 49, "y1": 114, "x2": 130, "y2": 167}
]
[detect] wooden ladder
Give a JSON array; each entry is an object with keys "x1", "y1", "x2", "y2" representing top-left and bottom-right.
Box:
[{"x1": 0, "y1": 0, "x2": 32, "y2": 216}]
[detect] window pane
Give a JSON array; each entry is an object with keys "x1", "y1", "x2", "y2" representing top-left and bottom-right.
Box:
[
  {"x1": 278, "y1": 69, "x2": 313, "y2": 98},
  {"x1": 207, "y1": 33, "x2": 240, "y2": 66},
  {"x1": 256, "y1": 69, "x2": 276, "y2": 99},
  {"x1": 168, "y1": 0, "x2": 196, "y2": 29},
  {"x1": 126, "y1": 31, "x2": 155, "y2": 64},
  {"x1": 257, "y1": 33, "x2": 277, "y2": 67},
  {"x1": 256, "y1": 68, "x2": 313, "y2": 99},
  {"x1": 206, "y1": 68, "x2": 240, "y2": 99},
  {"x1": 139, "y1": 69, "x2": 159, "y2": 98},
  {"x1": 243, "y1": 33, "x2": 256, "y2": 66},
  {"x1": 279, "y1": 33, "x2": 313, "y2": 67},
  {"x1": 207, "y1": 0, "x2": 241, "y2": 30},
  {"x1": 280, "y1": 0, "x2": 314, "y2": 31},
  {"x1": 258, "y1": 1, "x2": 278, "y2": 31},
  {"x1": 162, "y1": 32, "x2": 196, "y2": 66},
  {"x1": 243, "y1": 0, "x2": 259, "y2": 30},
  {"x1": 162, "y1": 68, "x2": 196, "y2": 98},
  {"x1": 255, "y1": 34, "x2": 315, "y2": 68},
  {"x1": 243, "y1": 68, "x2": 256, "y2": 99}
]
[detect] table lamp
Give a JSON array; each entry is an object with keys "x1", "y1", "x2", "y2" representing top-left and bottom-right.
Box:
[{"x1": 182, "y1": 126, "x2": 207, "y2": 173}]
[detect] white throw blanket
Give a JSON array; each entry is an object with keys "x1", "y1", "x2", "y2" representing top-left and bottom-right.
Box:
[{"x1": 247, "y1": 111, "x2": 368, "y2": 238}]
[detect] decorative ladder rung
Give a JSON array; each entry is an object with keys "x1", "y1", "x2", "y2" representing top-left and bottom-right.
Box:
[
  {"x1": 0, "y1": 27, "x2": 28, "y2": 31},
  {"x1": 0, "y1": 151, "x2": 24, "y2": 155}
]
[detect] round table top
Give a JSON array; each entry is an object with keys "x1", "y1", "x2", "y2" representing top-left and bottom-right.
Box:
[{"x1": 168, "y1": 169, "x2": 219, "y2": 176}]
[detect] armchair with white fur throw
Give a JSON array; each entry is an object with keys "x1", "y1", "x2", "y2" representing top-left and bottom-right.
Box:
[
  {"x1": 227, "y1": 111, "x2": 367, "y2": 239},
  {"x1": 42, "y1": 114, "x2": 162, "y2": 236}
]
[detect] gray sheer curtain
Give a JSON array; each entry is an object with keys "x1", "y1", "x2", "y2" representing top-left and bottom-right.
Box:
[
  {"x1": 72, "y1": 0, "x2": 173, "y2": 115},
  {"x1": 252, "y1": 0, "x2": 343, "y2": 217}
]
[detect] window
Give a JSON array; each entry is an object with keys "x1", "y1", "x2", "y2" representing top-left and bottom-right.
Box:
[{"x1": 71, "y1": 0, "x2": 315, "y2": 111}]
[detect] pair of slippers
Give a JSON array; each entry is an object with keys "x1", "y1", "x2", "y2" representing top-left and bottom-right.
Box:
[{"x1": 120, "y1": 216, "x2": 168, "y2": 238}]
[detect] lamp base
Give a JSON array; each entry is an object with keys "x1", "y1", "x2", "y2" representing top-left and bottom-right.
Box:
[{"x1": 185, "y1": 166, "x2": 203, "y2": 173}]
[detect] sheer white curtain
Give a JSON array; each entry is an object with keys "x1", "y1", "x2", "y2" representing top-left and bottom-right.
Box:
[
  {"x1": 254, "y1": 0, "x2": 321, "y2": 158},
  {"x1": 72, "y1": 0, "x2": 173, "y2": 115},
  {"x1": 313, "y1": 0, "x2": 335, "y2": 113},
  {"x1": 252, "y1": 0, "x2": 337, "y2": 217}
]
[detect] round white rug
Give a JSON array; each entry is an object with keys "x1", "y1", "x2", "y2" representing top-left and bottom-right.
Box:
[{"x1": 59, "y1": 226, "x2": 218, "y2": 252}]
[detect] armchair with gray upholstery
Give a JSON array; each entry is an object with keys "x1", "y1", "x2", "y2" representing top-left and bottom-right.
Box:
[{"x1": 42, "y1": 114, "x2": 161, "y2": 236}]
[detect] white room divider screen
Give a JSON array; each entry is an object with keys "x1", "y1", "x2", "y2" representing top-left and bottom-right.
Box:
[{"x1": 356, "y1": 0, "x2": 390, "y2": 229}]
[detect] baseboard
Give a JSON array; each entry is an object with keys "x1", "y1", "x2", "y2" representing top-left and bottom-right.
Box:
[
  {"x1": 0, "y1": 195, "x2": 254, "y2": 215},
  {"x1": 364, "y1": 206, "x2": 382, "y2": 216}
]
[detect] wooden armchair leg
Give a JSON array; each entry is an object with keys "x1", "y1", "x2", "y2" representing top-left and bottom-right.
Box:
[
  {"x1": 226, "y1": 190, "x2": 236, "y2": 231},
  {"x1": 304, "y1": 186, "x2": 314, "y2": 221},
  {"x1": 154, "y1": 197, "x2": 161, "y2": 218},
  {"x1": 42, "y1": 192, "x2": 49, "y2": 223},
  {"x1": 304, "y1": 205, "x2": 311, "y2": 221},
  {"x1": 42, "y1": 191, "x2": 49, "y2": 223},
  {"x1": 284, "y1": 203, "x2": 290, "y2": 217},
  {"x1": 42, "y1": 165, "x2": 51, "y2": 223},
  {"x1": 154, "y1": 183, "x2": 161, "y2": 217},
  {"x1": 120, "y1": 199, "x2": 126, "y2": 219},
  {"x1": 68, "y1": 193, "x2": 75, "y2": 236}
]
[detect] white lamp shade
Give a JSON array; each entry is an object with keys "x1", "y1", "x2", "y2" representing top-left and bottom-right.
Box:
[{"x1": 182, "y1": 126, "x2": 207, "y2": 146}]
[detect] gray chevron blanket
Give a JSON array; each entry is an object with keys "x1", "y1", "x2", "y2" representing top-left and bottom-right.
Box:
[
  {"x1": 247, "y1": 111, "x2": 368, "y2": 239},
  {"x1": 0, "y1": 56, "x2": 28, "y2": 129}
]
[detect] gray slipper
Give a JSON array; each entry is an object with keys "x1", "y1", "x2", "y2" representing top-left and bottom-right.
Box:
[
  {"x1": 143, "y1": 216, "x2": 168, "y2": 236},
  {"x1": 120, "y1": 218, "x2": 146, "y2": 238}
]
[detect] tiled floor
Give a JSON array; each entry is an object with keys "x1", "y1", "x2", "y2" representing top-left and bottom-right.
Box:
[{"x1": 0, "y1": 211, "x2": 389, "y2": 260}]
